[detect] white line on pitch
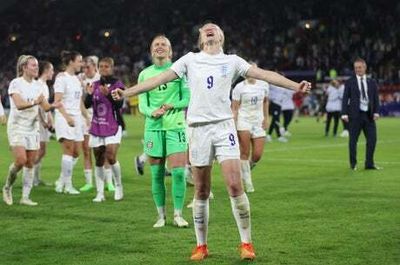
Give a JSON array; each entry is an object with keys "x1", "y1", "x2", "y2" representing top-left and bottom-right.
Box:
[{"x1": 264, "y1": 158, "x2": 400, "y2": 165}]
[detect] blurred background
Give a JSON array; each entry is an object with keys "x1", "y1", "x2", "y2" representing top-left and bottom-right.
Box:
[{"x1": 0, "y1": 0, "x2": 399, "y2": 116}]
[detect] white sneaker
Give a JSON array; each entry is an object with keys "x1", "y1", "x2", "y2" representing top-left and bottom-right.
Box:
[
  {"x1": 2, "y1": 186, "x2": 13, "y2": 205},
  {"x1": 340, "y1": 130, "x2": 349, "y2": 137},
  {"x1": 284, "y1": 131, "x2": 292, "y2": 137},
  {"x1": 114, "y1": 185, "x2": 123, "y2": 201},
  {"x1": 209, "y1": 191, "x2": 214, "y2": 200},
  {"x1": 173, "y1": 215, "x2": 189, "y2": 228},
  {"x1": 153, "y1": 217, "x2": 166, "y2": 228},
  {"x1": 278, "y1": 136, "x2": 288, "y2": 143},
  {"x1": 20, "y1": 198, "x2": 38, "y2": 206},
  {"x1": 64, "y1": 186, "x2": 80, "y2": 195},
  {"x1": 92, "y1": 193, "x2": 105, "y2": 203},
  {"x1": 55, "y1": 179, "x2": 64, "y2": 193},
  {"x1": 265, "y1": 135, "x2": 272, "y2": 142},
  {"x1": 279, "y1": 127, "x2": 285, "y2": 136}
]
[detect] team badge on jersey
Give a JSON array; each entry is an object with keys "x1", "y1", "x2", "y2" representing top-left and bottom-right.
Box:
[
  {"x1": 146, "y1": 141, "x2": 153, "y2": 149},
  {"x1": 221, "y1": 65, "x2": 228, "y2": 77}
]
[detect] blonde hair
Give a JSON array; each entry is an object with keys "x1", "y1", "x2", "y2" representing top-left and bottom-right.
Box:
[
  {"x1": 99, "y1": 57, "x2": 114, "y2": 68},
  {"x1": 151, "y1": 34, "x2": 173, "y2": 58},
  {"x1": 84, "y1": 55, "x2": 99, "y2": 70},
  {"x1": 197, "y1": 23, "x2": 225, "y2": 50},
  {"x1": 16, "y1": 55, "x2": 37, "y2": 77}
]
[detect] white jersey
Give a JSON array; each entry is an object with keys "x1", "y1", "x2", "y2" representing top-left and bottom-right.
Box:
[
  {"x1": 79, "y1": 72, "x2": 100, "y2": 118},
  {"x1": 7, "y1": 77, "x2": 42, "y2": 135},
  {"x1": 325, "y1": 85, "x2": 342, "y2": 112},
  {"x1": 37, "y1": 79, "x2": 50, "y2": 123},
  {"x1": 280, "y1": 88, "x2": 295, "y2": 111},
  {"x1": 0, "y1": 100, "x2": 4, "y2": 116},
  {"x1": 171, "y1": 51, "x2": 251, "y2": 125},
  {"x1": 268, "y1": 85, "x2": 284, "y2": 105},
  {"x1": 232, "y1": 80, "x2": 269, "y2": 123},
  {"x1": 54, "y1": 71, "x2": 82, "y2": 115}
]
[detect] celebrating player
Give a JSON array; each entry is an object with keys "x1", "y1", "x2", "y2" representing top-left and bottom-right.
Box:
[
  {"x1": 84, "y1": 57, "x2": 124, "y2": 202},
  {"x1": 2, "y1": 55, "x2": 60, "y2": 206},
  {"x1": 112, "y1": 23, "x2": 311, "y2": 261},
  {"x1": 231, "y1": 68, "x2": 269, "y2": 193},
  {"x1": 137, "y1": 35, "x2": 190, "y2": 228}
]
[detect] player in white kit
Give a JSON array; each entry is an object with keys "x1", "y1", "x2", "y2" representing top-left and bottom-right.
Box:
[
  {"x1": 33, "y1": 61, "x2": 55, "y2": 186},
  {"x1": 54, "y1": 51, "x2": 88, "y2": 195},
  {"x1": 0, "y1": 98, "x2": 6, "y2": 124},
  {"x1": 232, "y1": 70, "x2": 269, "y2": 193},
  {"x1": 112, "y1": 23, "x2": 311, "y2": 261},
  {"x1": 2, "y1": 55, "x2": 61, "y2": 206}
]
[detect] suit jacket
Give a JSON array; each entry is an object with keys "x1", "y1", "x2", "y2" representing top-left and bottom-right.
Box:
[{"x1": 341, "y1": 76, "x2": 380, "y2": 119}]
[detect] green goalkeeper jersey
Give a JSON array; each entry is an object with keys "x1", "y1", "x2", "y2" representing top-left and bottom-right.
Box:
[{"x1": 138, "y1": 61, "x2": 190, "y2": 131}]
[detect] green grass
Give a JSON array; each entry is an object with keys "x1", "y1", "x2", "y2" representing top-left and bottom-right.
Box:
[{"x1": 0, "y1": 116, "x2": 399, "y2": 265}]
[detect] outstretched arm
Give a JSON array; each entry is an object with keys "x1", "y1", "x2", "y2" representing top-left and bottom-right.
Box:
[
  {"x1": 246, "y1": 66, "x2": 311, "y2": 93},
  {"x1": 117, "y1": 70, "x2": 178, "y2": 99}
]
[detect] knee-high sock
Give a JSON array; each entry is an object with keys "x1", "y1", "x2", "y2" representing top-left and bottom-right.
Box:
[
  {"x1": 22, "y1": 167, "x2": 34, "y2": 199},
  {"x1": 61, "y1": 155, "x2": 73, "y2": 187},
  {"x1": 110, "y1": 161, "x2": 122, "y2": 186},
  {"x1": 5, "y1": 163, "x2": 20, "y2": 188},
  {"x1": 193, "y1": 199, "x2": 209, "y2": 246},
  {"x1": 33, "y1": 162, "x2": 41, "y2": 183},
  {"x1": 94, "y1": 166, "x2": 105, "y2": 195},
  {"x1": 104, "y1": 167, "x2": 113, "y2": 185},
  {"x1": 84, "y1": 169, "x2": 93, "y2": 185},
  {"x1": 230, "y1": 193, "x2": 251, "y2": 243},
  {"x1": 171, "y1": 167, "x2": 186, "y2": 214},
  {"x1": 240, "y1": 160, "x2": 252, "y2": 183},
  {"x1": 150, "y1": 164, "x2": 166, "y2": 209}
]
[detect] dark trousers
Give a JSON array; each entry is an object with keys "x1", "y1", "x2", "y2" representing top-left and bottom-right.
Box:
[
  {"x1": 282, "y1": 110, "x2": 293, "y2": 131},
  {"x1": 325, "y1": 111, "x2": 340, "y2": 136},
  {"x1": 342, "y1": 119, "x2": 349, "y2": 131},
  {"x1": 268, "y1": 102, "x2": 281, "y2": 137},
  {"x1": 348, "y1": 112, "x2": 377, "y2": 168}
]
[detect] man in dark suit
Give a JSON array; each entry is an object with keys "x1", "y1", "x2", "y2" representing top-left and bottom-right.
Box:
[{"x1": 341, "y1": 58, "x2": 380, "y2": 170}]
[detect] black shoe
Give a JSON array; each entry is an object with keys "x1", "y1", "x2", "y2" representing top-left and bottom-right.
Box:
[
  {"x1": 134, "y1": 156, "x2": 144, "y2": 176},
  {"x1": 365, "y1": 165, "x2": 381, "y2": 170}
]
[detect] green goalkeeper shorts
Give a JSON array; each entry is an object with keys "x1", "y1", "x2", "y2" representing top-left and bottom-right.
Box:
[{"x1": 144, "y1": 129, "x2": 187, "y2": 157}]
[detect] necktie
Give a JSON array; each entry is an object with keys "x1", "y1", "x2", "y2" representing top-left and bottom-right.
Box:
[{"x1": 360, "y1": 77, "x2": 367, "y2": 100}]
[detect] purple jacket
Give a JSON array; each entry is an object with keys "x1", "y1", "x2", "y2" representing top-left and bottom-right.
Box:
[{"x1": 86, "y1": 78, "x2": 124, "y2": 137}]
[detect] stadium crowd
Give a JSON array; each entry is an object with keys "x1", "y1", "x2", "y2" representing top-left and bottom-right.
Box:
[{"x1": 1, "y1": 0, "x2": 400, "y2": 107}]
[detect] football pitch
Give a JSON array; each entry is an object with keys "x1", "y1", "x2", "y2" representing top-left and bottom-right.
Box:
[{"x1": 0, "y1": 116, "x2": 399, "y2": 265}]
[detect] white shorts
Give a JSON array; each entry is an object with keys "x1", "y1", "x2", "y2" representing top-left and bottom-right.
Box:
[
  {"x1": 237, "y1": 119, "x2": 266, "y2": 138},
  {"x1": 89, "y1": 126, "x2": 122, "y2": 148},
  {"x1": 187, "y1": 119, "x2": 240, "y2": 166},
  {"x1": 55, "y1": 113, "x2": 84, "y2": 142},
  {"x1": 8, "y1": 132, "x2": 40, "y2": 150},
  {"x1": 39, "y1": 123, "x2": 51, "y2": 142},
  {"x1": 82, "y1": 109, "x2": 93, "y2": 135}
]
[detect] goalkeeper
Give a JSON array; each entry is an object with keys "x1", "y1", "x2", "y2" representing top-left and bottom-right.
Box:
[{"x1": 138, "y1": 34, "x2": 190, "y2": 228}]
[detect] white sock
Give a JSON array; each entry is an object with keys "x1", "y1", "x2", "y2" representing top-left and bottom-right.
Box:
[
  {"x1": 84, "y1": 169, "x2": 93, "y2": 185},
  {"x1": 94, "y1": 166, "x2": 105, "y2": 195},
  {"x1": 33, "y1": 162, "x2": 41, "y2": 182},
  {"x1": 240, "y1": 160, "x2": 251, "y2": 182},
  {"x1": 230, "y1": 193, "x2": 251, "y2": 243},
  {"x1": 22, "y1": 167, "x2": 34, "y2": 199},
  {"x1": 111, "y1": 161, "x2": 122, "y2": 186},
  {"x1": 174, "y1": 209, "x2": 182, "y2": 217},
  {"x1": 104, "y1": 167, "x2": 113, "y2": 185},
  {"x1": 193, "y1": 199, "x2": 209, "y2": 246},
  {"x1": 61, "y1": 155, "x2": 73, "y2": 188},
  {"x1": 5, "y1": 163, "x2": 20, "y2": 188},
  {"x1": 139, "y1": 153, "x2": 147, "y2": 163},
  {"x1": 157, "y1": 206, "x2": 166, "y2": 219}
]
